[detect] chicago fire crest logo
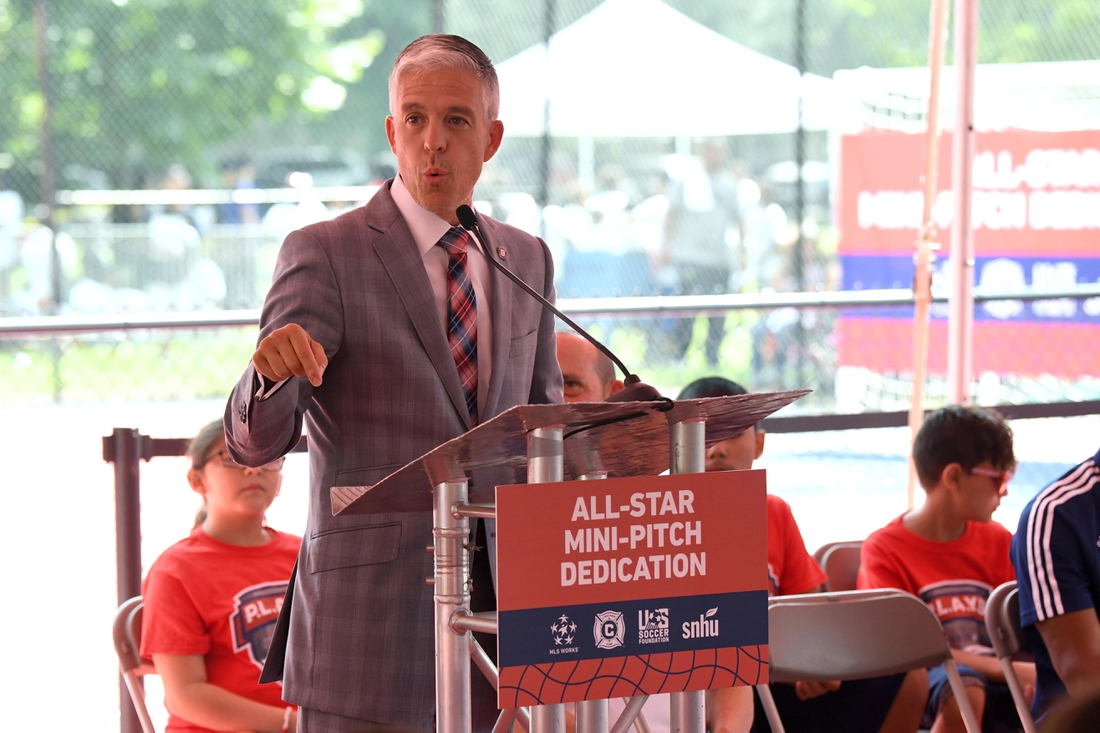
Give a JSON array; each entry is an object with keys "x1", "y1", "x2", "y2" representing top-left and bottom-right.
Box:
[{"x1": 593, "y1": 610, "x2": 625, "y2": 650}]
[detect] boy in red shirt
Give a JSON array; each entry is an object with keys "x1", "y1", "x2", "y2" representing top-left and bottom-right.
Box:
[
  {"x1": 858, "y1": 405, "x2": 1035, "y2": 733},
  {"x1": 680, "y1": 378, "x2": 927, "y2": 733}
]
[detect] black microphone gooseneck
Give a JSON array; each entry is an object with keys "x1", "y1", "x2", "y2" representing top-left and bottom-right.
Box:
[{"x1": 455, "y1": 205, "x2": 662, "y2": 403}]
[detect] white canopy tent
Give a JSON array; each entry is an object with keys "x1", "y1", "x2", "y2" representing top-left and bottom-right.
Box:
[{"x1": 495, "y1": 0, "x2": 836, "y2": 138}]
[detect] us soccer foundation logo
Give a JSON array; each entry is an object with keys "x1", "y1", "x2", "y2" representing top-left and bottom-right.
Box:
[
  {"x1": 638, "y1": 608, "x2": 670, "y2": 644},
  {"x1": 231, "y1": 581, "x2": 288, "y2": 669},
  {"x1": 593, "y1": 610, "x2": 625, "y2": 650}
]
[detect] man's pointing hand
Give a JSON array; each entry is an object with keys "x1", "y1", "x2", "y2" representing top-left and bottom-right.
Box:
[{"x1": 253, "y1": 323, "x2": 328, "y2": 387}]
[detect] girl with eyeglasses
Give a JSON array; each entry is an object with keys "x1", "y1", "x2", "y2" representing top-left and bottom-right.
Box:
[{"x1": 140, "y1": 418, "x2": 300, "y2": 733}]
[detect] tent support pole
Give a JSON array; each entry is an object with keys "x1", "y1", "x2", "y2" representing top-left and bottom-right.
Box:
[
  {"x1": 947, "y1": 0, "x2": 979, "y2": 406},
  {"x1": 907, "y1": 0, "x2": 951, "y2": 507}
]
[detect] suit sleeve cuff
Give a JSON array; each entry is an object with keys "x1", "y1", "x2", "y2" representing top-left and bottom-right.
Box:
[{"x1": 254, "y1": 373, "x2": 290, "y2": 401}]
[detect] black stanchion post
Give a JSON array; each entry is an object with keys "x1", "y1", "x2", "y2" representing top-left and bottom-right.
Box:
[{"x1": 105, "y1": 428, "x2": 145, "y2": 733}]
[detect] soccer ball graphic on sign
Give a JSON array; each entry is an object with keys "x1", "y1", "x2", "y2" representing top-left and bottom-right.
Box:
[
  {"x1": 593, "y1": 610, "x2": 625, "y2": 650},
  {"x1": 550, "y1": 614, "x2": 577, "y2": 645}
]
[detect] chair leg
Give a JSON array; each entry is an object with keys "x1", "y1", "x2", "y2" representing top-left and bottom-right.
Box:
[
  {"x1": 943, "y1": 659, "x2": 982, "y2": 733},
  {"x1": 122, "y1": 670, "x2": 158, "y2": 733},
  {"x1": 997, "y1": 657, "x2": 1037, "y2": 733},
  {"x1": 755, "y1": 685, "x2": 785, "y2": 733}
]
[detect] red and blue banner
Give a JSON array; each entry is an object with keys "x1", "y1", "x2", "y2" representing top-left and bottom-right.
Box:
[
  {"x1": 495, "y1": 471, "x2": 768, "y2": 706},
  {"x1": 838, "y1": 130, "x2": 1100, "y2": 377}
]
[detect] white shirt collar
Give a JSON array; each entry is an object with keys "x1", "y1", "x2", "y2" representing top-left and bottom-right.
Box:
[{"x1": 391, "y1": 174, "x2": 465, "y2": 256}]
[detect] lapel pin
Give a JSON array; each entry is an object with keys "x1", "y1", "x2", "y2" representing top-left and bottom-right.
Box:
[{"x1": 497, "y1": 247, "x2": 507, "y2": 260}]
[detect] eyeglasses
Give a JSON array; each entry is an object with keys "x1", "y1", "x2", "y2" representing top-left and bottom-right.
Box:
[
  {"x1": 968, "y1": 466, "x2": 1013, "y2": 496},
  {"x1": 209, "y1": 450, "x2": 285, "y2": 473}
]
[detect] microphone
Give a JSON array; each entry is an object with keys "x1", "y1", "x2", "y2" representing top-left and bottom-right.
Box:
[{"x1": 455, "y1": 205, "x2": 662, "y2": 403}]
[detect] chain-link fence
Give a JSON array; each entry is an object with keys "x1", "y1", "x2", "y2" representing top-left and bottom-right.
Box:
[
  {"x1": 1, "y1": 0, "x2": 1098, "y2": 403},
  {"x1": 6, "y1": 292, "x2": 1100, "y2": 410}
]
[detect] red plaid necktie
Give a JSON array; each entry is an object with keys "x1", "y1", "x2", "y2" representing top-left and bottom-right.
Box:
[{"x1": 439, "y1": 227, "x2": 478, "y2": 424}]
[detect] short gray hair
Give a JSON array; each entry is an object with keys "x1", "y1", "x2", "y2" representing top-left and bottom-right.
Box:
[{"x1": 389, "y1": 34, "x2": 500, "y2": 121}]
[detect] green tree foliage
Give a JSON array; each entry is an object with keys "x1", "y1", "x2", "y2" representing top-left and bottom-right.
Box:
[
  {"x1": 980, "y1": 0, "x2": 1100, "y2": 63},
  {"x1": 3, "y1": 0, "x2": 1097, "y2": 202},
  {"x1": 673, "y1": 0, "x2": 1100, "y2": 75},
  {"x1": 302, "y1": 0, "x2": 435, "y2": 162},
  {"x1": 0, "y1": 0, "x2": 382, "y2": 198}
]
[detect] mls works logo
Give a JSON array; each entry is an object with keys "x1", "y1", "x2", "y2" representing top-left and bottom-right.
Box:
[
  {"x1": 594, "y1": 610, "x2": 625, "y2": 650},
  {"x1": 638, "y1": 608, "x2": 670, "y2": 644},
  {"x1": 681, "y1": 607, "x2": 719, "y2": 640},
  {"x1": 231, "y1": 581, "x2": 288, "y2": 669},
  {"x1": 550, "y1": 614, "x2": 577, "y2": 646}
]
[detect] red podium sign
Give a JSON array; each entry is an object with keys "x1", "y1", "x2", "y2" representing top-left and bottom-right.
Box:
[{"x1": 495, "y1": 471, "x2": 769, "y2": 707}]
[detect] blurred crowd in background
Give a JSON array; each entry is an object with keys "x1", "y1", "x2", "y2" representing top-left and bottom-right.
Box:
[{"x1": 1, "y1": 0, "x2": 1097, "y2": 411}]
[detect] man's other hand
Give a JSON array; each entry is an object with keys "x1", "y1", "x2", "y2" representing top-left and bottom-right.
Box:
[
  {"x1": 794, "y1": 679, "x2": 842, "y2": 701},
  {"x1": 253, "y1": 324, "x2": 328, "y2": 387}
]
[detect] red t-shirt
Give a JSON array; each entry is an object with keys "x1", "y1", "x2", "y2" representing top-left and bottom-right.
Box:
[
  {"x1": 141, "y1": 527, "x2": 300, "y2": 732},
  {"x1": 857, "y1": 515, "x2": 1014, "y2": 652},
  {"x1": 767, "y1": 494, "x2": 827, "y2": 597}
]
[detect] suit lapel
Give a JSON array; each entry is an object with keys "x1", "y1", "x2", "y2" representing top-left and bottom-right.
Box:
[
  {"x1": 483, "y1": 217, "x2": 513, "y2": 419},
  {"x1": 369, "y1": 186, "x2": 473, "y2": 430}
]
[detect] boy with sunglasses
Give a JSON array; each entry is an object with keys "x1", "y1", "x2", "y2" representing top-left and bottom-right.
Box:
[
  {"x1": 858, "y1": 405, "x2": 1034, "y2": 733},
  {"x1": 680, "y1": 377, "x2": 927, "y2": 733}
]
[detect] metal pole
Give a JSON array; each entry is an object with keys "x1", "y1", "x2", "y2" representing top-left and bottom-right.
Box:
[
  {"x1": 670, "y1": 420, "x2": 705, "y2": 475},
  {"x1": 537, "y1": 0, "x2": 556, "y2": 239},
  {"x1": 435, "y1": 479, "x2": 472, "y2": 733},
  {"x1": 947, "y1": 0, "x2": 979, "y2": 405},
  {"x1": 110, "y1": 428, "x2": 144, "y2": 604},
  {"x1": 431, "y1": 0, "x2": 445, "y2": 33},
  {"x1": 528, "y1": 426, "x2": 563, "y2": 482},
  {"x1": 575, "y1": 470, "x2": 610, "y2": 733},
  {"x1": 32, "y1": 0, "x2": 59, "y2": 312},
  {"x1": 578, "y1": 699, "x2": 609, "y2": 733},
  {"x1": 906, "y1": 0, "x2": 951, "y2": 508},
  {"x1": 528, "y1": 427, "x2": 565, "y2": 733},
  {"x1": 793, "y1": 0, "x2": 807, "y2": 388},
  {"x1": 107, "y1": 428, "x2": 144, "y2": 733},
  {"x1": 610, "y1": 696, "x2": 651, "y2": 733},
  {"x1": 668, "y1": 420, "x2": 705, "y2": 733},
  {"x1": 33, "y1": 0, "x2": 63, "y2": 400}
]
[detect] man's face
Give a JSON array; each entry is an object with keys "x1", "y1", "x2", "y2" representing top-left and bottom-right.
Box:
[
  {"x1": 557, "y1": 333, "x2": 614, "y2": 402},
  {"x1": 386, "y1": 68, "x2": 503, "y2": 225},
  {"x1": 704, "y1": 427, "x2": 765, "y2": 472}
]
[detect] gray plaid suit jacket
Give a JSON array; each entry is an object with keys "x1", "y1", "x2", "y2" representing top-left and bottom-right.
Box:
[{"x1": 224, "y1": 180, "x2": 563, "y2": 724}]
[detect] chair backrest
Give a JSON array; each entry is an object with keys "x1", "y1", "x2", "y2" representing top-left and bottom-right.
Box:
[
  {"x1": 814, "y1": 541, "x2": 863, "y2": 592},
  {"x1": 113, "y1": 596, "x2": 146, "y2": 672},
  {"x1": 114, "y1": 596, "x2": 158, "y2": 733},
  {"x1": 986, "y1": 581, "x2": 1030, "y2": 660},
  {"x1": 767, "y1": 589, "x2": 953, "y2": 683}
]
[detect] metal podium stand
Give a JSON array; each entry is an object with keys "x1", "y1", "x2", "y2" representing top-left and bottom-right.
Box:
[{"x1": 329, "y1": 391, "x2": 808, "y2": 733}]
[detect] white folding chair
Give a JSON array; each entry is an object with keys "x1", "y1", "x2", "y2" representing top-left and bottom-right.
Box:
[
  {"x1": 812, "y1": 541, "x2": 863, "y2": 592},
  {"x1": 985, "y1": 581, "x2": 1038, "y2": 733},
  {"x1": 756, "y1": 589, "x2": 981, "y2": 733},
  {"x1": 113, "y1": 596, "x2": 158, "y2": 733}
]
